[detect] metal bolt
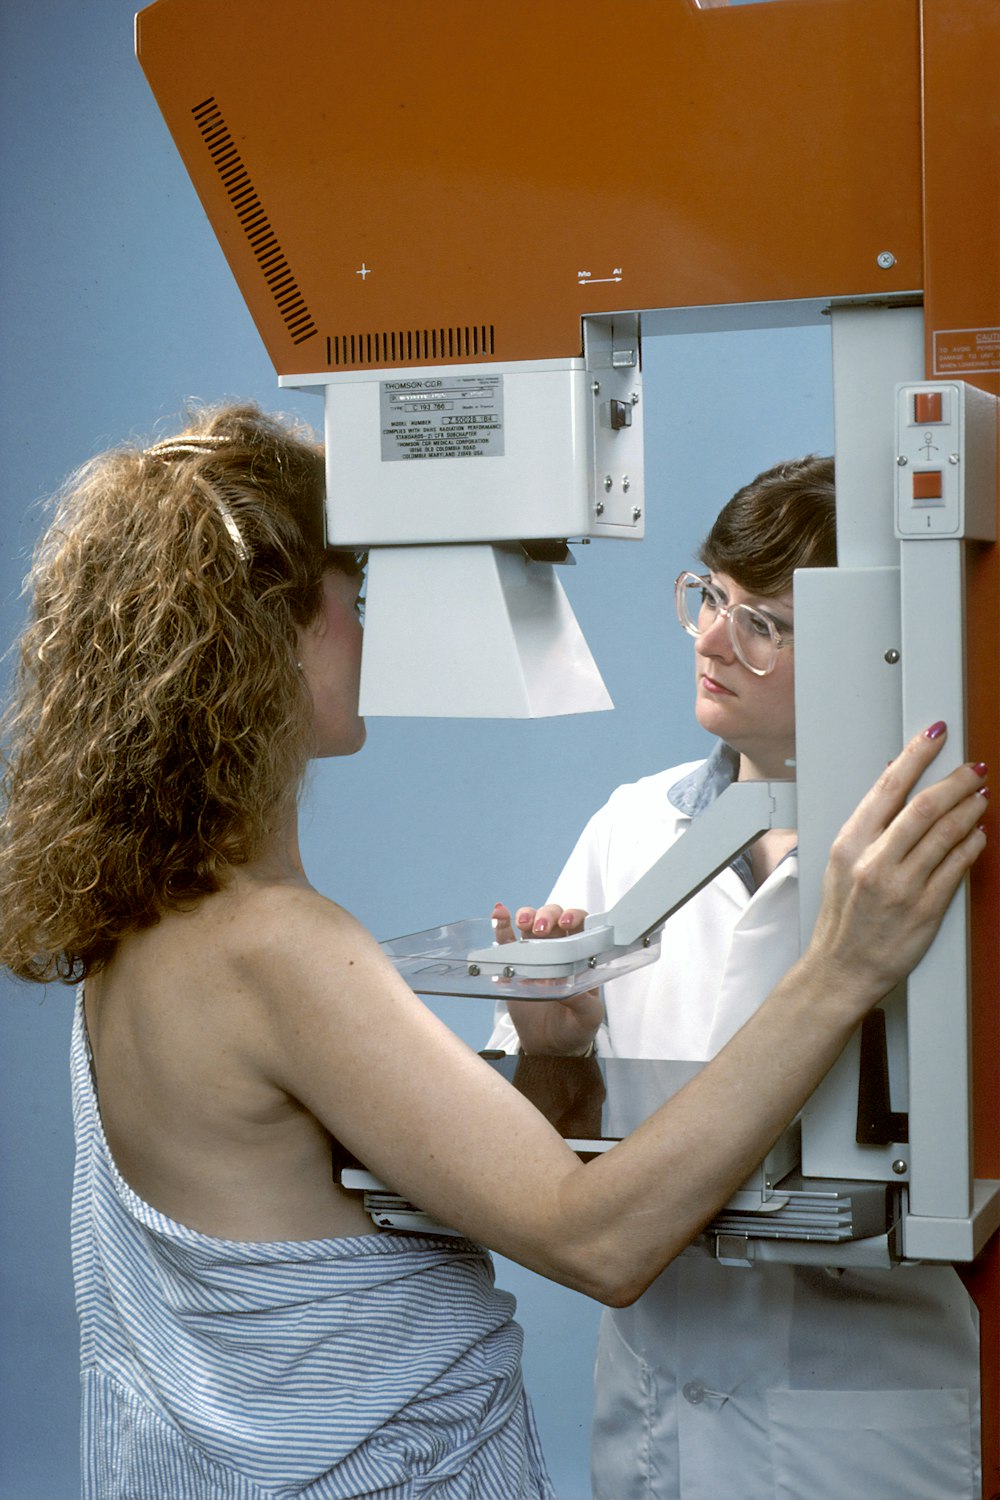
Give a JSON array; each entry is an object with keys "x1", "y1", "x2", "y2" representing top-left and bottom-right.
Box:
[
  {"x1": 622, "y1": 475, "x2": 631, "y2": 492},
  {"x1": 642, "y1": 935, "x2": 651, "y2": 948},
  {"x1": 949, "y1": 453, "x2": 960, "y2": 465},
  {"x1": 884, "y1": 649, "x2": 900, "y2": 665},
  {"x1": 877, "y1": 251, "x2": 896, "y2": 269},
  {"x1": 595, "y1": 500, "x2": 605, "y2": 517},
  {"x1": 632, "y1": 505, "x2": 642, "y2": 521},
  {"x1": 502, "y1": 965, "x2": 515, "y2": 979},
  {"x1": 892, "y1": 1159, "x2": 908, "y2": 1175},
  {"x1": 630, "y1": 391, "x2": 640, "y2": 405},
  {"x1": 468, "y1": 964, "x2": 481, "y2": 977},
  {"x1": 591, "y1": 380, "x2": 601, "y2": 395},
  {"x1": 896, "y1": 454, "x2": 908, "y2": 466},
  {"x1": 604, "y1": 474, "x2": 613, "y2": 492},
  {"x1": 588, "y1": 956, "x2": 598, "y2": 969}
]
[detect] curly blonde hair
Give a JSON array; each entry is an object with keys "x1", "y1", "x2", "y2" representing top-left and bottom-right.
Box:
[{"x1": 0, "y1": 402, "x2": 359, "y2": 983}]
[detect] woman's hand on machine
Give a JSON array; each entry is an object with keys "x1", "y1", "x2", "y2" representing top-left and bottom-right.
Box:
[{"x1": 808, "y1": 722, "x2": 988, "y2": 1000}]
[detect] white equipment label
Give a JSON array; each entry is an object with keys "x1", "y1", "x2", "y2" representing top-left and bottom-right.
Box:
[{"x1": 380, "y1": 375, "x2": 504, "y2": 461}]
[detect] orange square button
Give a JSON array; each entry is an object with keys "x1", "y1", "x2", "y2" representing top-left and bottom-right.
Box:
[
  {"x1": 912, "y1": 470, "x2": 944, "y2": 501},
  {"x1": 914, "y1": 391, "x2": 944, "y2": 424}
]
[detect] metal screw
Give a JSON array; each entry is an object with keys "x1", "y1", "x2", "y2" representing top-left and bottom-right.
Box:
[
  {"x1": 949, "y1": 453, "x2": 960, "y2": 465},
  {"x1": 630, "y1": 391, "x2": 640, "y2": 405},
  {"x1": 877, "y1": 251, "x2": 896, "y2": 269},
  {"x1": 632, "y1": 505, "x2": 642, "y2": 521},
  {"x1": 604, "y1": 474, "x2": 613, "y2": 492},
  {"x1": 502, "y1": 965, "x2": 515, "y2": 979},
  {"x1": 595, "y1": 500, "x2": 605, "y2": 516},
  {"x1": 642, "y1": 936, "x2": 651, "y2": 948},
  {"x1": 622, "y1": 475, "x2": 631, "y2": 492},
  {"x1": 884, "y1": 649, "x2": 900, "y2": 665},
  {"x1": 468, "y1": 964, "x2": 481, "y2": 977},
  {"x1": 588, "y1": 956, "x2": 598, "y2": 969},
  {"x1": 892, "y1": 1159, "x2": 908, "y2": 1175},
  {"x1": 591, "y1": 380, "x2": 601, "y2": 395},
  {"x1": 896, "y1": 454, "x2": 908, "y2": 466}
]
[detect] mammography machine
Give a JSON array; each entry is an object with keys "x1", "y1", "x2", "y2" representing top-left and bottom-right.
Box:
[{"x1": 137, "y1": 0, "x2": 999, "y2": 1482}]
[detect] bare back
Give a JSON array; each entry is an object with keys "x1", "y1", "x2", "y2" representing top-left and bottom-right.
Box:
[{"x1": 84, "y1": 875, "x2": 377, "y2": 1243}]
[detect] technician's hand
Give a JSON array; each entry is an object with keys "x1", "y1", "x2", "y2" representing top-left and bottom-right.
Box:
[
  {"x1": 491, "y1": 902, "x2": 603, "y2": 1056},
  {"x1": 809, "y1": 722, "x2": 988, "y2": 1001},
  {"x1": 494, "y1": 902, "x2": 588, "y2": 940}
]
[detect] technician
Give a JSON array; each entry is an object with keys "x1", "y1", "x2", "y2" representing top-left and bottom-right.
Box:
[{"x1": 490, "y1": 456, "x2": 981, "y2": 1500}]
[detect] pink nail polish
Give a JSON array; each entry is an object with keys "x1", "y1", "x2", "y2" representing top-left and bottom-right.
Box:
[
  {"x1": 971, "y1": 762, "x2": 988, "y2": 777},
  {"x1": 977, "y1": 786, "x2": 990, "y2": 800},
  {"x1": 925, "y1": 721, "x2": 947, "y2": 740}
]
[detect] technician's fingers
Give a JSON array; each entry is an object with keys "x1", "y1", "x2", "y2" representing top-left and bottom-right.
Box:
[
  {"x1": 519, "y1": 903, "x2": 566, "y2": 937},
  {"x1": 492, "y1": 904, "x2": 517, "y2": 946},
  {"x1": 498, "y1": 903, "x2": 560, "y2": 936},
  {"x1": 511, "y1": 904, "x2": 588, "y2": 938}
]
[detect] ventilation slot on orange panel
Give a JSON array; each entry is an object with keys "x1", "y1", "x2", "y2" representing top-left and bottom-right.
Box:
[
  {"x1": 192, "y1": 97, "x2": 318, "y2": 347},
  {"x1": 325, "y1": 326, "x2": 496, "y2": 368}
]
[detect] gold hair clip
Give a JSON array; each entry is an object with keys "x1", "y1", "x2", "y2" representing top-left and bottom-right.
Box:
[
  {"x1": 144, "y1": 435, "x2": 236, "y2": 458},
  {"x1": 145, "y1": 436, "x2": 249, "y2": 562}
]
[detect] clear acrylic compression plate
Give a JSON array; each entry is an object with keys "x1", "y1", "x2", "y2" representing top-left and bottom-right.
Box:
[{"x1": 380, "y1": 917, "x2": 662, "y2": 1001}]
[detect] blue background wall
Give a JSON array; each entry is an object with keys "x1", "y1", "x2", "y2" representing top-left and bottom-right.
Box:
[{"x1": 0, "y1": 5, "x2": 833, "y2": 1496}]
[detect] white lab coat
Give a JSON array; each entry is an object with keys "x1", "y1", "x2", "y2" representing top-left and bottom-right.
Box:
[{"x1": 489, "y1": 753, "x2": 981, "y2": 1500}]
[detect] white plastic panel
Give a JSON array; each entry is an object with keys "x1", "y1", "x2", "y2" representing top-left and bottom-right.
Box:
[
  {"x1": 796, "y1": 565, "x2": 905, "y2": 1184},
  {"x1": 358, "y1": 544, "x2": 613, "y2": 718}
]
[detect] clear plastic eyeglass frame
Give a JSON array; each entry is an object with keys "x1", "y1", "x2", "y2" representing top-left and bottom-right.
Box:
[{"x1": 674, "y1": 570, "x2": 791, "y2": 677}]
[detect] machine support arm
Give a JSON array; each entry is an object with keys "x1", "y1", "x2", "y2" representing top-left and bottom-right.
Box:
[{"x1": 465, "y1": 781, "x2": 798, "y2": 978}]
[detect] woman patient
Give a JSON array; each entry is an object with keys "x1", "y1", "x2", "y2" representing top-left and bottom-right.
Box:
[{"x1": 0, "y1": 403, "x2": 986, "y2": 1499}]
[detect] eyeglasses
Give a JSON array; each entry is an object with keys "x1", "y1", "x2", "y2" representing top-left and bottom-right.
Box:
[{"x1": 674, "y1": 571, "x2": 792, "y2": 677}]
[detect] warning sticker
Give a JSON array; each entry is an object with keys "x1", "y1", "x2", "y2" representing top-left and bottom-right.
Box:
[
  {"x1": 380, "y1": 375, "x2": 504, "y2": 462},
  {"x1": 933, "y1": 327, "x2": 1000, "y2": 375}
]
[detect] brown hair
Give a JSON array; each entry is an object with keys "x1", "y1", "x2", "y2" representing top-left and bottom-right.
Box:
[
  {"x1": 0, "y1": 402, "x2": 359, "y2": 983},
  {"x1": 699, "y1": 454, "x2": 836, "y2": 596}
]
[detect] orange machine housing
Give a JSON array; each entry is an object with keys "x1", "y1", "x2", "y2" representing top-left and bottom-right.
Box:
[
  {"x1": 137, "y1": 0, "x2": 999, "y2": 1488},
  {"x1": 921, "y1": 6, "x2": 1000, "y2": 1495},
  {"x1": 136, "y1": 0, "x2": 927, "y2": 374}
]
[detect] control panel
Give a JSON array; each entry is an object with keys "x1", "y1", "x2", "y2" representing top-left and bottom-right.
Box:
[{"x1": 895, "y1": 381, "x2": 997, "y2": 540}]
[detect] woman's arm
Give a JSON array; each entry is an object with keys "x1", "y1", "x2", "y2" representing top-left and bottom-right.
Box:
[{"x1": 250, "y1": 727, "x2": 986, "y2": 1306}]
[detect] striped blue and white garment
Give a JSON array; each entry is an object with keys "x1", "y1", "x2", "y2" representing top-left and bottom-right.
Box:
[{"x1": 70, "y1": 995, "x2": 555, "y2": 1500}]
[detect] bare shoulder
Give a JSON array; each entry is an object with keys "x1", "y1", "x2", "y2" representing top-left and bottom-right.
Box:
[
  {"x1": 228, "y1": 877, "x2": 368, "y2": 947},
  {"x1": 220, "y1": 876, "x2": 408, "y2": 1029},
  {"x1": 228, "y1": 879, "x2": 385, "y2": 976}
]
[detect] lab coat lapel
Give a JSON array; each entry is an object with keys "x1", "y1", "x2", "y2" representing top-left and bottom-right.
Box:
[{"x1": 703, "y1": 855, "x2": 800, "y2": 1057}]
